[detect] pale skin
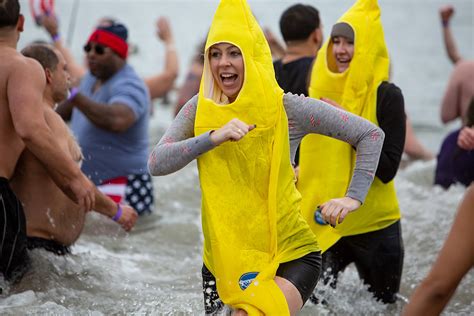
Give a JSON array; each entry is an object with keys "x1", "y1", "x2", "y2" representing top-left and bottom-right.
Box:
[
  {"x1": 208, "y1": 42, "x2": 361, "y2": 316},
  {"x1": 0, "y1": 14, "x2": 95, "y2": 212},
  {"x1": 439, "y1": 5, "x2": 462, "y2": 64},
  {"x1": 402, "y1": 183, "x2": 474, "y2": 315},
  {"x1": 10, "y1": 48, "x2": 137, "y2": 245}
]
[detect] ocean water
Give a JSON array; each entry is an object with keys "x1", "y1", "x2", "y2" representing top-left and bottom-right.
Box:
[{"x1": 1, "y1": 0, "x2": 473, "y2": 314}]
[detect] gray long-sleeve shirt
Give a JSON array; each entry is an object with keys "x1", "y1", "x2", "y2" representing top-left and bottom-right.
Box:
[{"x1": 148, "y1": 93, "x2": 385, "y2": 203}]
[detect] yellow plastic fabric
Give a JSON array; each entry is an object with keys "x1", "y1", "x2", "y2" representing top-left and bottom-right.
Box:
[
  {"x1": 195, "y1": 0, "x2": 319, "y2": 314},
  {"x1": 298, "y1": 0, "x2": 401, "y2": 252}
]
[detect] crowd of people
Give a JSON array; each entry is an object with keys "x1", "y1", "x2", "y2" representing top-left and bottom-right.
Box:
[{"x1": 0, "y1": 0, "x2": 472, "y2": 315}]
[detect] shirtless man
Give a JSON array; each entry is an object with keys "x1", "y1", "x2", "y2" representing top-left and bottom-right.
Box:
[
  {"x1": 10, "y1": 44, "x2": 137, "y2": 255},
  {"x1": 0, "y1": 0, "x2": 94, "y2": 281}
]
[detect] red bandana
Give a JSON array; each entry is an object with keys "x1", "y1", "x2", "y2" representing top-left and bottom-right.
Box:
[{"x1": 87, "y1": 29, "x2": 128, "y2": 59}]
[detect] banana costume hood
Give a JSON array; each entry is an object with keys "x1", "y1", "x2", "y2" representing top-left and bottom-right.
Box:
[
  {"x1": 194, "y1": 0, "x2": 319, "y2": 314},
  {"x1": 298, "y1": 0, "x2": 400, "y2": 252}
]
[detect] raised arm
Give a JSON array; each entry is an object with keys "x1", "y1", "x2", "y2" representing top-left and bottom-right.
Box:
[
  {"x1": 148, "y1": 95, "x2": 215, "y2": 175},
  {"x1": 439, "y1": 5, "x2": 462, "y2": 64},
  {"x1": 144, "y1": 17, "x2": 179, "y2": 99},
  {"x1": 38, "y1": 14, "x2": 87, "y2": 84}
]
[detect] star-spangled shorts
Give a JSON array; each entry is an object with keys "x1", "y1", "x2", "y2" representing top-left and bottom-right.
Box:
[{"x1": 98, "y1": 173, "x2": 154, "y2": 215}]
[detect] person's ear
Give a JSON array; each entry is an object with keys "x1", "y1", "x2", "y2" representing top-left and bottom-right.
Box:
[
  {"x1": 17, "y1": 14, "x2": 25, "y2": 32},
  {"x1": 314, "y1": 28, "x2": 323, "y2": 48},
  {"x1": 45, "y1": 68, "x2": 53, "y2": 84}
]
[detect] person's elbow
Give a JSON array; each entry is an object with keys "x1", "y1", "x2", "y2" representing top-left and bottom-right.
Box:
[
  {"x1": 441, "y1": 113, "x2": 455, "y2": 124},
  {"x1": 108, "y1": 115, "x2": 135, "y2": 133}
]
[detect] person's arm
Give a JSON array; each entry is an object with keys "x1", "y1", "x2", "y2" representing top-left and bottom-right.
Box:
[
  {"x1": 440, "y1": 64, "x2": 463, "y2": 124},
  {"x1": 457, "y1": 126, "x2": 474, "y2": 150},
  {"x1": 39, "y1": 14, "x2": 87, "y2": 84},
  {"x1": 92, "y1": 189, "x2": 137, "y2": 232},
  {"x1": 286, "y1": 94, "x2": 384, "y2": 225},
  {"x1": 439, "y1": 5, "x2": 462, "y2": 64},
  {"x1": 148, "y1": 95, "x2": 216, "y2": 175},
  {"x1": 68, "y1": 92, "x2": 137, "y2": 132},
  {"x1": 402, "y1": 184, "x2": 474, "y2": 315},
  {"x1": 144, "y1": 17, "x2": 179, "y2": 100},
  {"x1": 375, "y1": 83, "x2": 406, "y2": 183},
  {"x1": 8, "y1": 58, "x2": 94, "y2": 211}
]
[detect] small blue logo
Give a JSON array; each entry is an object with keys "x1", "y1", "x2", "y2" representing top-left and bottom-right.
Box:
[
  {"x1": 314, "y1": 208, "x2": 328, "y2": 225},
  {"x1": 239, "y1": 272, "x2": 258, "y2": 290}
]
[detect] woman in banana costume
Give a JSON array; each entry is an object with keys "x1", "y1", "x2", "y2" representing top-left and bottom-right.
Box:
[
  {"x1": 298, "y1": 0, "x2": 406, "y2": 304},
  {"x1": 148, "y1": 0, "x2": 384, "y2": 314}
]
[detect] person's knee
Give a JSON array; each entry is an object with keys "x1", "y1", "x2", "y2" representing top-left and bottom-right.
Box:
[{"x1": 274, "y1": 276, "x2": 303, "y2": 315}]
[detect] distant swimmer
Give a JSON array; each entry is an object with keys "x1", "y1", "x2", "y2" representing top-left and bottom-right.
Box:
[
  {"x1": 148, "y1": 0, "x2": 384, "y2": 314},
  {"x1": 0, "y1": 0, "x2": 94, "y2": 283},
  {"x1": 10, "y1": 44, "x2": 137, "y2": 256}
]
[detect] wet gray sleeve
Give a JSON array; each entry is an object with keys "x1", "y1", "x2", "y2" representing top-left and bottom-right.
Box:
[
  {"x1": 284, "y1": 93, "x2": 385, "y2": 203},
  {"x1": 148, "y1": 95, "x2": 216, "y2": 175}
]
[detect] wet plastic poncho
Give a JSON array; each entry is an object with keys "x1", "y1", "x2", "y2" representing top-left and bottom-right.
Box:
[
  {"x1": 298, "y1": 0, "x2": 401, "y2": 252},
  {"x1": 194, "y1": 0, "x2": 319, "y2": 314}
]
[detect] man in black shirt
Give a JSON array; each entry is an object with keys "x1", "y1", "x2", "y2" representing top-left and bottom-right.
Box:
[{"x1": 273, "y1": 4, "x2": 323, "y2": 97}]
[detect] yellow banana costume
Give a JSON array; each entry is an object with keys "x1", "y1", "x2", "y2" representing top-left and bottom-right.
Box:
[
  {"x1": 298, "y1": 0, "x2": 401, "y2": 252},
  {"x1": 194, "y1": 0, "x2": 319, "y2": 314}
]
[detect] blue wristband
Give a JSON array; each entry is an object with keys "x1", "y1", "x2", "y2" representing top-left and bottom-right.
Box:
[{"x1": 112, "y1": 204, "x2": 123, "y2": 222}]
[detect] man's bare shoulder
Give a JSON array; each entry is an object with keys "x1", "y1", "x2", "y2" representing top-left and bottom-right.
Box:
[{"x1": 7, "y1": 53, "x2": 45, "y2": 78}]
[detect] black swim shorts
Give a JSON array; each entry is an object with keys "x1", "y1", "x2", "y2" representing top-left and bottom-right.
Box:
[
  {"x1": 0, "y1": 177, "x2": 29, "y2": 282},
  {"x1": 27, "y1": 236, "x2": 71, "y2": 256}
]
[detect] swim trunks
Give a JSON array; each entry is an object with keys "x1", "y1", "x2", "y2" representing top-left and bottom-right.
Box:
[
  {"x1": 27, "y1": 236, "x2": 71, "y2": 256},
  {"x1": 0, "y1": 178, "x2": 29, "y2": 282}
]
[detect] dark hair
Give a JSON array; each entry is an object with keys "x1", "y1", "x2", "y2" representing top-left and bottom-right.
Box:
[
  {"x1": 279, "y1": 4, "x2": 320, "y2": 42},
  {"x1": 21, "y1": 44, "x2": 59, "y2": 71},
  {"x1": 467, "y1": 98, "x2": 474, "y2": 127},
  {"x1": 0, "y1": 0, "x2": 20, "y2": 28}
]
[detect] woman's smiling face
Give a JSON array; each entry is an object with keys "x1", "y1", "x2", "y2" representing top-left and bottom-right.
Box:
[
  {"x1": 209, "y1": 42, "x2": 244, "y2": 102},
  {"x1": 331, "y1": 35, "x2": 354, "y2": 73}
]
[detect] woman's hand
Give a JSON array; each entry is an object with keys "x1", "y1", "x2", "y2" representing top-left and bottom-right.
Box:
[
  {"x1": 210, "y1": 118, "x2": 256, "y2": 146},
  {"x1": 320, "y1": 196, "x2": 362, "y2": 227}
]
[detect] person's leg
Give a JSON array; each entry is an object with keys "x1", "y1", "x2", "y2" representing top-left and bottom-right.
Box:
[
  {"x1": 321, "y1": 238, "x2": 353, "y2": 288},
  {"x1": 201, "y1": 264, "x2": 224, "y2": 315},
  {"x1": 351, "y1": 221, "x2": 404, "y2": 303},
  {"x1": 308, "y1": 238, "x2": 352, "y2": 304},
  {"x1": 275, "y1": 251, "x2": 322, "y2": 314}
]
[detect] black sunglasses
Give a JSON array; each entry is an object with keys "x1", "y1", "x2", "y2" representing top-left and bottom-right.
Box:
[{"x1": 83, "y1": 44, "x2": 106, "y2": 55}]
